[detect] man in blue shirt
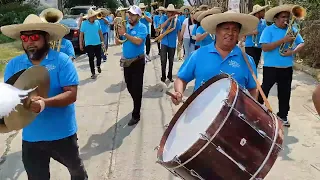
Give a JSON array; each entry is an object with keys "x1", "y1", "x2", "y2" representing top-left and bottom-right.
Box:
[
  {"x1": 159, "y1": 4, "x2": 182, "y2": 82},
  {"x1": 98, "y1": 8, "x2": 111, "y2": 62},
  {"x1": 116, "y1": 5, "x2": 147, "y2": 126},
  {"x1": 0, "y1": 14, "x2": 87, "y2": 179},
  {"x1": 192, "y1": 11, "x2": 204, "y2": 50},
  {"x1": 139, "y1": 3, "x2": 153, "y2": 61},
  {"x1": 258, "y1": 4, "x2": 305, "y2": 127},
  {"x1": 244, "y1": 4, "x2": 268, "y2": 68},
  {"x1": 153, "y1": 6, "x2": 165, "y2": 55},
  {"x1": 171, "y1": 11, "x2": 259, "y2": 106},
  {"x1": 60, "y1": 38, "x2": 76, "y2": 61},
  {"x1": 80, "y1": 8, "x2": 105, "y2": 79}
]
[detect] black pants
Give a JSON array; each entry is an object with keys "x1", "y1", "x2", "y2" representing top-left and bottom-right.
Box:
[
  {"x1": 245, "y1": 47, "x2": 262, "y2": 67},
  {"x1": 258, "y1": 67, "x2": 293, "y2": 119},
  {"x1": 124, "y1": 58, "x2": 145, "y2": 119},
  {"x1": 145, "y1": 34, "x2": 151, "y2": 55},
  {"x1": 22, "y1": 134, "x2": 88, "y2": 180},
  {"x1": 85, "y1": 45, "x2": 101, "y2": 75},
  {"x1": 160, "y1": 44, "x2": 175, "y2": 80}
]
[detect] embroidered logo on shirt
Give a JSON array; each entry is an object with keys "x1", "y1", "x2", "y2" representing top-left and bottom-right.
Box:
[
  {"x1": 228, "y1": 60, "x2": 240, "y2": 68},
  {"x1": 131, "y1": 31, "x2": 137, "y2": 35},
  {"x1": 45, "y1": 64, "x2": 56, "y2": 71}
]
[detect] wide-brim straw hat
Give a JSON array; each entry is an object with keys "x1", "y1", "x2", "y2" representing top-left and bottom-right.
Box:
[
  {"x1": 0, "y1": 14, "x2": 69, "y2": 41},
  {"x1": 156, "y1": 6, "x2": 165, "y2": 11},
  {"x1": 201, "y1": 10, "x2": 259, "y2": 35},
  {"x1": 98, "y1": 8, "x2": 111, "y2": 15},
  {"x1": 164, "y1": 4, "x2": 180, "y2": 12},
  {"x1": 193, "y1": 11, "x2": 204, "y2": 20},
  {"x1": 197, "y1": 7, "x2": 222, "y2": 22},
  {"x1": 139, "y1": 3, "x2": 147, "y2": 9},
  {"x1": 180, "y1": 5, "x2": 192, "y2": 12},
  {"x1": 265, "y1": 4, "x2": 294, "y2": 22},
  {"x1": 250, "y1": 4, "x2": 269, "y2": 15},
  {"x1": 83, "y1": 8, "x2": 100, "y2": 19},
  {"x1": 199, "y1": 5, "x2": 209, "y2": 10}
]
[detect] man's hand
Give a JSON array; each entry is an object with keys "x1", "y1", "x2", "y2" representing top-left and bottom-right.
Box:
[
  {"x1": 30, "y1": 96, "x2": 45, "y2": 113},
  {"x1": 282, "y1": 35, "x2": 295, "y2": 43},
  {"x1": 252, "y1": 30, "x2": 258, "y2": 35},
  {"x1": 118, "y1": 25, "x2": 126, "y2": 36},
  {"x1": 281, "y1": 49, "x2": 294, "y2": 56},
  {"x1": 171, "y1": 92, "x2": 183, "y2": 105}
]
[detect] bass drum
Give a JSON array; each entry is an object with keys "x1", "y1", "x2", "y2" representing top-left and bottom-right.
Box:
[{"x1": 156, "y1": 74, "x2": 284, "y2": 180}]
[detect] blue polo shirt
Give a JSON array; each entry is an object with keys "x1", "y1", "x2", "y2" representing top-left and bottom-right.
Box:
[
  {"x1": 259, "y1": 23, "x2": 304, "y2": 67},
  {"x1": 179, "y1": 15, "x2": 186, "y2": 26},
  {"x1": 122, "y1": 22, "x2": 148, "y2": 59},
  {"x1": 60, "y1": 38, "x2": 75, "y2": 58},
  {"x1": 245, "y1": 19, "x2": 267, "y2": 48},
  {"x1": 140, "y1": 11, "x2": 152, "y2": 35},
  {"x1": 98, "y1": 17, "x2": 109, "y2": 34},
  {"x1": 153, "y1": 15, "x2": 161, "y2": 29},
  {"x1": 192, "y1": 24, "x2": 200, "y2": 46},
  {"x1": 178, "y1": 42, "x2": 257, "y2": 91},
  {"x1": 4, "y1": 49, "x2": 79, "y2": 142},
  {"x1": 80, "y1": 20, "x2": 102, "y2": 46},
  {"x1": 196, "y1": 26, "x2": 214, "y2": 46},
  {"x1": 160, "y1": 16, "x2": 181, "y2": 48}
]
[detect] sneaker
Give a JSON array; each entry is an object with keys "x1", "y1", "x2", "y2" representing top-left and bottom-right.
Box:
[
  {"x1": 281, "y1": 117, "x2": 290, "y2": 127},
  {"x1": 97, "y1": 67, "x2": 101, "y2": 73},
  {"x1": 91, "y1": 74, "x2": 96, "y2": 79},
  {"x1": 146, "y1": 55, "x2": 151, "y2": 62},
  {"x1": 128, "y1": 117, "x2": 140, "y2": 126},
  {"x1": 161, "y1": 77, "x2": 166, "y2": 83}
]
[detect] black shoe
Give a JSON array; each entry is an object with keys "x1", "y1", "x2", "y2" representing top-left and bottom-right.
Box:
[
  {"x1": 128, "y1": 117, "x2": 140, "y2": 126},
  {"x1": 161, "y1": 77, "x2": 166, "y2": 82},
  {"x1": 282, "y1": 118, "x2": 290, "y2": 127},
  {"x1": 168, "y1": 78, "x2": 174, "y2": 82},
  {"x1": 97, "y1": 67, "x2": 101, "y2": 73},
  {"x1": 91, "y1": 74, "x2": 96, "y2": 79}
]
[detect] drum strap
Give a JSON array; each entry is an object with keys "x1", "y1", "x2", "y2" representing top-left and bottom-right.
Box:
[{"x1": 241, "y1": 51, "x2": 273, "y2": 112}]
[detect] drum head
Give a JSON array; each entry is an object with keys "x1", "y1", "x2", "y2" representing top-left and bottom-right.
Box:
[{"x1": 162, "y1": 78, "x2": 231, "y2": 162}]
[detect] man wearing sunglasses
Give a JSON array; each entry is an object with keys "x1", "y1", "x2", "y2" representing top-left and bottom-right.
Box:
[
  {"x1": 1, "y1": 14, "x2": 88, "y2": 180},
  {"x1": 116, "y1": 5, "x2": 147, "y2": 126}
]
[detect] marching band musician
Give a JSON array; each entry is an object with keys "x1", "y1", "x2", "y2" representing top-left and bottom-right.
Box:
[
  {"x1": 159, "y1": 4, "x2": 182, "y2": 82},
  {"x1": 180, "y1": 8, "x2": 195, "y2": 60},
  {"x1": 153, "y1": 6, "x2": 165, "y2": 55},
  {"x1": 191, "y1": 11, "x2": 203, "y2": 50},
  {"x1": 97, "y1": 8, "x2": 111, "y2": 62},
  {"x1": 244, "y1": 4, "x2": 268, "y2": 68},
  {"x1": 79, "y1": 8, "x2": 105, "y2": 79},
  {"x1": 1, "y1": 14, "x2": 88, "y2": 179},
  {"x1": 171, "y1": 11, "x2": 259, "y2": 105},
  {"x1": 115, "y1": 5, "x2": 148, "y2": 126},
  {"x1": 196, "y1": 8, "x2": 221, "y2": 47},
  {"x1": 139, "y1": 3, "x2": 153, "y2": 61},
  {"x1": 179, "y1": 6, "x2": 192, "y2": 26},
  {"x1": 258, "y1": 4, "x2": 305, "y2": 127},
  {"x1": 59, "y1": 38, "x2": 76, "y2": 61}
]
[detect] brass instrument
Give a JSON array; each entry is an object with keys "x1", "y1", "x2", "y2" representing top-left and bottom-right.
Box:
[
  {"x1": 252, "y1": 33, "x2": 258, "y2": 47},
  {"x1": 154, "y1": 15, "x2": 178, "y2": 42},
  {"x1": 39, "y1": 8, "x2": 66, "y2": 52},
  {"x1": 114, "y1": 7, "x2": 129, "y2": 44},
  {"x1": 279, "y1": 5, "x2": 306, "y2": 56},
  {"x1": 97, "y1": 13, "x2": 103, "y2": 19}
]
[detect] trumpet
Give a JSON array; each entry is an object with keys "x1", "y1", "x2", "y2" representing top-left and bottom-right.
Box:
[
  {"x1": 39, "y1": 8, "x2": 66, "y2": 52},
  {"x1": 114, "y1": 7, "x2": 129, "y2": 44},
  {"x1": 279, "y1": 5, "x2": 306, "y2": 56}
]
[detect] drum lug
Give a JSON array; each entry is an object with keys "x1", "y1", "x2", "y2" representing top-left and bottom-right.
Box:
[
  {"x1": 173, "y1": 156, "x2": 182, "y2": 164},
  {"x1": 199, "y1": 133, "x2": 211, "y2": 141},
  {"x1": 154, "y1": 146, "x2": 159, "y2": 151},
  {"x1": 222, "y1": 99, "x2": 232, "y2": 107},
  {"x1": 164, "y1": 124, "x2": 169, "y2": 129},
  {"x1": 190, "y1": 169, "x2": 205, "y2": 180},
  {"x1": 238, "y1": 113, "x2": 246, "y2": 121}
]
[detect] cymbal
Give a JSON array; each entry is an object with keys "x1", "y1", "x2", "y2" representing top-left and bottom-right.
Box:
[{"x1": 3, "y1": 66, "x2": 50, "y2": 131}]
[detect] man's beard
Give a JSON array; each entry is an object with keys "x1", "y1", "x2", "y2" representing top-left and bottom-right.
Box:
[
  {"x1": 129, "y1": 19, "x2": 138, "y2": 26},
  {"x1": 24, "y1": 43, "x2": 49, "y2": 61}
]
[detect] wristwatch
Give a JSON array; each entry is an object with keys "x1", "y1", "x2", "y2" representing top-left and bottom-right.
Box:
[{"x1": 123, "y1": 33, "x2": 127, "y2": 36}]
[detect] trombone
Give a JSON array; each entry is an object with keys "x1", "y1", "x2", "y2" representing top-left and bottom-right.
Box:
[
  {"x1": 114, "y1": 7, "x2": 129, "y2": 44},
  {"x1": 279, "y1": 5, "x2": 306, "y2": 56},
  {"x1": 39, "y1": 8, "x2": 67, "y2": 52}
]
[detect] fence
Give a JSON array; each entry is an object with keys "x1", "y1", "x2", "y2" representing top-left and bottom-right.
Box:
[{"x1": 193, "y1": 0, "x2": 253, "y2": 14}]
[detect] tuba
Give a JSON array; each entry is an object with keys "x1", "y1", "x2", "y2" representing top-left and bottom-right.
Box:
[
  {"x1": 114, "y1": 7, "x2": 129, "y2": 44},
  {"x1": 39, "y1": 8, "x2": 65, "y2": 52},
  {"x1": 279, "y1": 5, "x2": 306, "y2": 56}
]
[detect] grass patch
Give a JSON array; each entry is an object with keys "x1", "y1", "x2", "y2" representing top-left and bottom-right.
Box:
[
  {"x1": 0, "y1": 33, "x2": 14, "y2": 44},
  {"x1": 0, "y1": 41, "x2": 23, "y2": 80}
]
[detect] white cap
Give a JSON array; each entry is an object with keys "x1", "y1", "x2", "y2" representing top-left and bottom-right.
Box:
[{"x1": 128, "y1": 5, "x2": 142, "y2": 16}]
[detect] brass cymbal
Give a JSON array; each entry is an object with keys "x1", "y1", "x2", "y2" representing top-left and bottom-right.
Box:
[{"x1": 3, "y1": 66, "x2": 50, "y2": 131}]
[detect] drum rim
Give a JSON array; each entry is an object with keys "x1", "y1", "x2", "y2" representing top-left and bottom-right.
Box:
[{"x1": 157, "y1": 73, "x2": 237, "y2": 166}]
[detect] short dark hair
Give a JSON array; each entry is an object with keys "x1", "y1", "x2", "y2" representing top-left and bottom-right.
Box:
[{"x1": 217, "y1": 22, "x2": 242, "y2": 30}]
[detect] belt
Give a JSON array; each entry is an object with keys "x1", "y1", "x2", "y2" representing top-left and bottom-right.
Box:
[{"x1": 120, "y1": 54, "x2": 145, "y2": 67}]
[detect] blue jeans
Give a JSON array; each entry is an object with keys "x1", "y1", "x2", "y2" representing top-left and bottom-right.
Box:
[{"x1": 183, "y1": 38, "x2": 195, "y2": 60}]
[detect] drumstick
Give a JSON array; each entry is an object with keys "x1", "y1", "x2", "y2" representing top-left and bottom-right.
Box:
[
  {"x1": 241, "y1": 51, "x2": 273, "y2": 112},
  {"x1": 165, "y1": 91, "x2": 185, "y2": 103}
]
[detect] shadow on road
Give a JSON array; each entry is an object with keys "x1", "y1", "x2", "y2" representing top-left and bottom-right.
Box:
[
  {"x1": 0, "y1": 151, "x2": 24, "y2": 180},
  {"x1": 80, "y1": 113, "x2": 136, "y2": 161},
  {"x1": 279, "y1": 128, "x2": 299, "y2": 161}
]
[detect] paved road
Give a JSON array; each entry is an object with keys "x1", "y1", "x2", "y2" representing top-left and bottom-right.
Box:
[{"x1": 0, "y1": 43, "x2": 320, "y2": 180}]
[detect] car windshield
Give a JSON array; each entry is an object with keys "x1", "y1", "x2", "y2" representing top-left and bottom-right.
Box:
[{"x1": 70, "y1": 8, "x2": 89, "y2": 15}]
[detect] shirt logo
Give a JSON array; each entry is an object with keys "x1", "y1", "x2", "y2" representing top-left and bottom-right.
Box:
[
  {"x1": 131, "y1": 31, "x2": 137, "y2": 35},
  {"x1": 228, "y1": 60, "x2": 240, "y2": 68},
  {"x1": 45, "y1": 64, "x2": 56, "y2": 71}
]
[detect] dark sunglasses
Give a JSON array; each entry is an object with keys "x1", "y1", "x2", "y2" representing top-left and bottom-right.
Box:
[{"x1": 20, "y1": 34, "x2": 41, "y2": 42}]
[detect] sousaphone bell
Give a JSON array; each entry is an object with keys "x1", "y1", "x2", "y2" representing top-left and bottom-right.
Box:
[{"x1": 0, "y1": 66, "x2": 50, "y2": 133}]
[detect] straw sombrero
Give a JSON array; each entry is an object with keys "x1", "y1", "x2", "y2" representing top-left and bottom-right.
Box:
[
  {"x1": 180, "y1": 6, "x2": 192, "y2": 12},
  {"x1": 0, "y1": 14, "x2": 69, "y2": 41},
  {"x1": 98, "y1": 8, "x2": 111, "y2": 15},
  {"x1": 164, "y1": 4, "x2": 180, "y2": 12},
  {"x1": 199, "y1": 5, "x2": 209, "y2": 10},
  {"x1": 139, "y1": 3, "x2": 147, "y2": 9},
  {"x1": 201, "y1": 10, "x2": 259, "y2": 35},
  {"x1": 193, "y1": 11, "x2": 204, "y2": 21},
  {"x1": 83, "y1": 8, "x2": 100, "y2": 19},
  {"x1": 250, "y1": 4, "x2": 269, "y2": 15},
  {"x1": 265, "y1": 4, "x2": 294, "y2": 22},
  {"x1": 156, "y1": 6, "x2": 165, "y2": 11},
  {"x1": 197, "y1": 7, "x2": 222, "y2": 22}
]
